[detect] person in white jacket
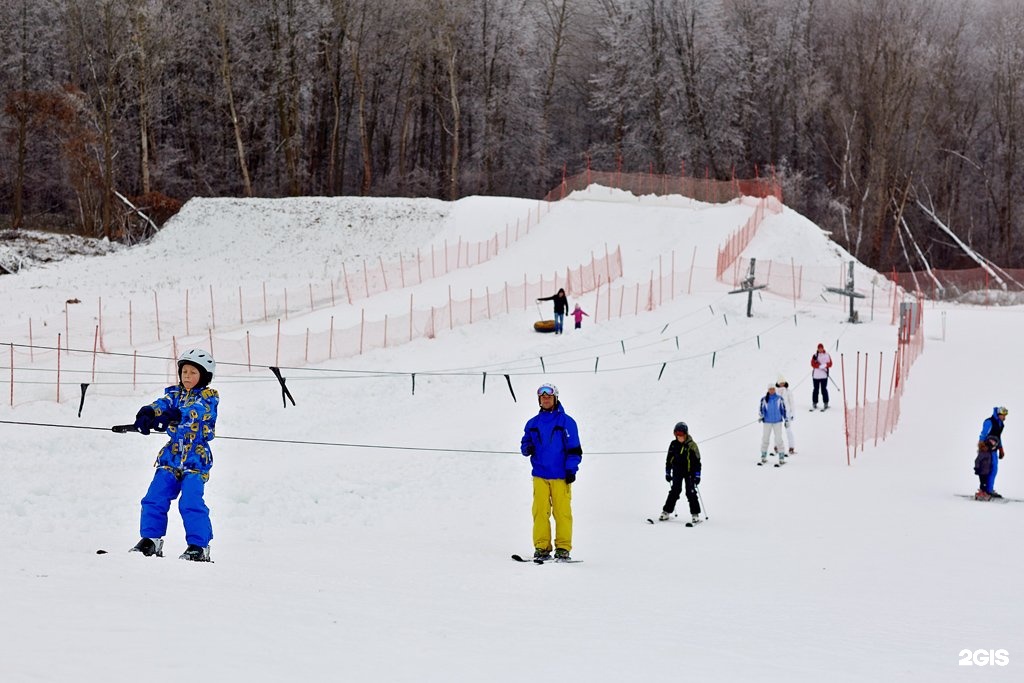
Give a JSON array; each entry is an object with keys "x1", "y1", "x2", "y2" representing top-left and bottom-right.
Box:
[{"x1": 775, "y1": 376, "x2": 796, "y2": 455}]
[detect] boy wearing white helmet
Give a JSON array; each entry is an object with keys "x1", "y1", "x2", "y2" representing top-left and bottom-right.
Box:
[
  {"x1": 520, "y1": 383, "x2": 583, "y2": 561},
  {"x1": 129, "y1": 349, "x2": 220, "y2": 562}
]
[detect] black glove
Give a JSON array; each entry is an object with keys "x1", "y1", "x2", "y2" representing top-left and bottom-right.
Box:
[
  {"x1": 693, "y1": 471, "x2": 701, "y2": 486},
  {"x1": 524, "y1": 444, "x2": 535, "y2": 456},
  {"x1": 133, "y1": 406, "x2": 156, "y2": 435},
  {"x1": 665, "y1": 469, "x2": 673, "y2": 483},
  {"x1": 565, "y1": 471, "x2": 576, "y2": 484},
  {"x1": 154, "y1": 407, "x2": 182, "y2": 431},
  {"x1": 758, "y1": 417, "x2": 764, "y2": 423}
]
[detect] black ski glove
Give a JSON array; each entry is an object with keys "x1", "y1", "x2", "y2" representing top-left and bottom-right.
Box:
[
  {"x1": 565, "y1": 471, "x2": 576, "y2": 484},
  {"x1": 154, "y1": 407, "x2": 182, "y2": 431},
  {"x1": 665, "y1": 469, "x2": 673, "y2": 483},
  {"x1": 693, "y1": 471, "x2": 701, "y2": 486},
  {"x1": 133, "y1": 406, "x2": 156, "y2": 435}
]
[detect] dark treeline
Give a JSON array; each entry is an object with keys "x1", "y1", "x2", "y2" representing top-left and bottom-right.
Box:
[{"x1": 1, "y1": 0, "x2": 1022, "y2": 271}]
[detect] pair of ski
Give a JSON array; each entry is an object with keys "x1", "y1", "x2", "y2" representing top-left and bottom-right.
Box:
[
  {"x1": 645, "y1": 516, "x2": 703, "y2": 527},
  {"x1": 809, "y1": 406, "x2": 830, "y2": 412},
  {"x1": 511, "y1": 554, "x2": 582, "y2": 564},
  {"x1": 955, "y1": 494, "x2": 1024, "y2": 504}
]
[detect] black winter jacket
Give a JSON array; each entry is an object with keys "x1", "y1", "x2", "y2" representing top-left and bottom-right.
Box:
[{"x1": 666, "y1": 435, "x2": 701, "y2": 478}]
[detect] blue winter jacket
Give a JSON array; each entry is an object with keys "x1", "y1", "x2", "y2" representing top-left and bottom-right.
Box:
[
  {"x1": 147, "y1": 385, "x2": 219, "y2": 477},
  {"x1": 759, "y1": 392, "x2": 788, "y2": 424},
  {"x1": 978, "y1": 408, "x2": 1005, "y2": 448},
  {"x1": 520, "y1": 402, "x2": 583, "y2": 479}
]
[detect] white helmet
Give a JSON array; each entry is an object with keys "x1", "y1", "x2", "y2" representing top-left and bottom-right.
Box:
[{"x1": 177, "y1": 348, "x2": 216, "y2": 387}]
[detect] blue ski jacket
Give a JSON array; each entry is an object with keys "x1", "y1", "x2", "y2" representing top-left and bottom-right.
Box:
[
  {"x1": 978, "y1": 408, "x2": 1005, "y2": 448},
  {"x1": 520, "y1": 402, "x2": 583, "y2": 479},
  {"x1": 759, "y1": 392, "x2": 788, "y2": 424},
  {"x1": 147, "y1": 385, "x2": 219, "y2": 478}
]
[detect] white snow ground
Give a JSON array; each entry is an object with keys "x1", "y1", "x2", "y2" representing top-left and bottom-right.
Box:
[{"x1": 0, "y1": 186, "x2": 1021, "y2": 682}]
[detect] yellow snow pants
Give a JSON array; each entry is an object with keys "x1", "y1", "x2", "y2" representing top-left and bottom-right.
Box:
[{"x1": 532, "y1": 476, "x2": 573, "y2": 552}]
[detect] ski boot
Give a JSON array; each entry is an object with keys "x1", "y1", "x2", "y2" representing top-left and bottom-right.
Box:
[
  {"x1": 658, "y1": 511, "x2": 673, "y2": 521},
  {"x1": 533, "y1": 548, "x2": 552, "y2": 561},
  {"x1": 130, "y1": 537, "x2": 164, "y2": 557},
  {"x1": 179, "y1": 544, "x2": 212, "y2": 562},
  {"x1": 975, "y1": 490, "x2": 992, "y2": 501},
  {"x1": 553, "y1": 548, "x2": 571, "y2": 561},
  {"x1": 690, "y1": 514, "x2": 702, "y2": 525}
]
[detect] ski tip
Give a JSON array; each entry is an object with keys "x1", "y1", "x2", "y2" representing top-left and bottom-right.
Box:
[
  {"x1": 646, "y1": 518, "x2": 655, "y2": 524},
  {"x1": 96, "y1": 549, "x2": 108, "y2": 554}
]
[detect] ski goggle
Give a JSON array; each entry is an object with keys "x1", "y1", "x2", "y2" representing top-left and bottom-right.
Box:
[
  {"x1": 537, "y1": 384, "x2": 558, "y2": 397},
  {"x1": 997, "y1": 407, "x2": 1008, "y2": 416}
]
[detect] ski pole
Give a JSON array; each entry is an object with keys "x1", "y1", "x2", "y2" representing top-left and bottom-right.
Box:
[{"x1": 696, "y1": 485, "x2": 709, "y2": 520}]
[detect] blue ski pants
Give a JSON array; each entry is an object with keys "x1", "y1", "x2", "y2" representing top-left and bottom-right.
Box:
[{"x1": 140, "y1": 467, "x2": 213, "y2": 546}]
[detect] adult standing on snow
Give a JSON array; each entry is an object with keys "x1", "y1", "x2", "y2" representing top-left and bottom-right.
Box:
[
  {"x1": 520, "y1": 383, "x2": 583, "y2": 561},
  {"x1": 775, "y1": 376, "x2": 797, "y2": 455},
  {"x1": 659, "y1": 422, "x2": 702, "y2": 524},
  {"x1": 811, "y1": 343, "x2": 833, "y2": 411},
  {"x1": 537, "y1": 288, "x2": 569, "y2": 334},
  {"x1": 759, "y1": 384, "x2": 789, "y2": 465},
  {"x1": 974, "y1": 406, "x2": 1008, "y2": 500}
]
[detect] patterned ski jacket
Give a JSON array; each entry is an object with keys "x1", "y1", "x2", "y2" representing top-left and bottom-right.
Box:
[
  {"x1": 147, "y1": 384, "x2": 219, "y2": 478},
  {"x1": 520, "y1": 402, "x2": 583, "y2": 479},
  {"x1": 759, "y1": 392, "x2": 788, "y2": 424}
]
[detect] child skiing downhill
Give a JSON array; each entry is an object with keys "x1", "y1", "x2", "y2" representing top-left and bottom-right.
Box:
[
  {"x1": 129, "y1": 349, "x2": 219, "y2": 562},
  {"x1": 570, "y1": 303, "x2": 589, "y2": 330},
  {"x1": 659, "y1": 422, "x2": 702, "y2": 524},
  {"x1": 974, "y1": 406, "x2": 1008, "y2": 500},
  {"x1": 759, "y1": 384, "x2": 788, "y2": 465}
]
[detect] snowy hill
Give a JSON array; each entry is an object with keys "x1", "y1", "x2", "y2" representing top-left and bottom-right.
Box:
[{"x1": 0, "y1": 187, "x2": 1020, "y2": 682}]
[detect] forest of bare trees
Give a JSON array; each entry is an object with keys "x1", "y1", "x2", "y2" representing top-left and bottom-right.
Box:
[{"x1": 2, "y1": 0, "x2": 1022, "y2": 271}]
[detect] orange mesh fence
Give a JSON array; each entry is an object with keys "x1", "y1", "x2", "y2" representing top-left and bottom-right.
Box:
[
  {"x1": 1, "y1": 247, "x2": 624, "y2": 406},
  {"x1": 887, "y1": 267, "x2": 1024, "y2": 303},
  {"x1": 542, "y1": 170, "x2": 782, "y2": 203},
  {"x1": 840, "y1": 296, "x2": 926, "y2": 463}
]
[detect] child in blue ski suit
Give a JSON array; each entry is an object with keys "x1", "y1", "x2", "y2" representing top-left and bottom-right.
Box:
[
  {"x1": 129, "y1": 349, "x2": 219, "y2": 561},
  {"x1": 974, "y1": 406, "x2": 1008, "y2": 500}
]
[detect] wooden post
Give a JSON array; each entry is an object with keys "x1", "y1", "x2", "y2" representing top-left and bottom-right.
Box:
[
  {"x1": 210, "y1": 284, "x2": 217, "y2": 330},
  {"x1": 153, "y1": 291, "x2": 160, "y2": 341},
  {"x1": 91, "y1": 325, "x2": 99, "y2": 382},
  {"x1": 275, "y1": 319, "x2": 281, "y2": 367}
]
